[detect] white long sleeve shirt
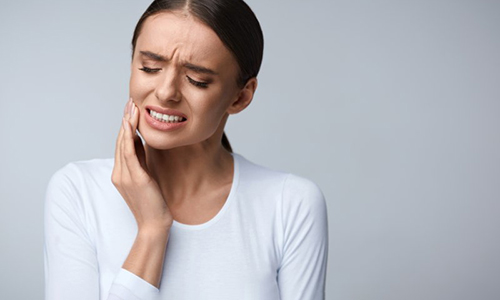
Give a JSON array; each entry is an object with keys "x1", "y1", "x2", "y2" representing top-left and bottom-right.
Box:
[{"x1": 44, "y1": 152, "x2": 329, "y2": 299}]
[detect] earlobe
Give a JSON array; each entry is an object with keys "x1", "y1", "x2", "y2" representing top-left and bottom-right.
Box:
[{"x1": 227, "y1": 77, "x2": 258, "y2": 115}]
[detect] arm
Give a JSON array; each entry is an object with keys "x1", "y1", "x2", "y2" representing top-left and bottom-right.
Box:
[
  {"x1": 121, "y1": 228, "x2": 170, "y2": 289},
  {"x1": 44, "y1": 164, "x2": 162, "y2": 300},
  {"x1": 45, "y1": 100, "x2": 171, "y2": 299},
  {"x1": 277, "y1": 174, "x2": 329, "y2": 300},
  {"x1": 44, "y1": 165, "x2": 100, "y2": 299},
  {"x1": 107, "y1": 99, "x2": 173, "y2": 298},
  {"x1": 108, "y1": 229, "x2": 168, "y2": 299}
]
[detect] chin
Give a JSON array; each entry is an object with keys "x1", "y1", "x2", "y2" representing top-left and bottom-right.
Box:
[
  {"x1": 140, "y1": 133, "x2": 185, "y2": 150},
  {"x1": 136, "y1": 127, "x2": 179, "y2": 149},
  {"x1": 138, "y1": 121, "x2": 218, "y2": 151}
]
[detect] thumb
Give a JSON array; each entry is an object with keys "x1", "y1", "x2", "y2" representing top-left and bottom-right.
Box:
[
  {"x1": 134, "y1": 134, "x2": 148, "y2": 174},
  {"x1": 130, "y1": 99, "x2": 140, "y2": 132}
]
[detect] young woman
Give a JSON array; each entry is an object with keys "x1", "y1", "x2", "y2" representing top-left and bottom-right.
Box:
[{"x1": 44, "y1": 0, "x2": 329, "y2": 299}]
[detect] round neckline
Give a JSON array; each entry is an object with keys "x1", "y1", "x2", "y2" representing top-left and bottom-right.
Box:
[{"x1": 171, "y1": 152, "x2": 240, "y2": 231}]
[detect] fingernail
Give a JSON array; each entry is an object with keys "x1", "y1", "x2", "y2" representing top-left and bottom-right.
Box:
[{"x1": 132, "y1": 104, "x2": 136, "y2": 117}]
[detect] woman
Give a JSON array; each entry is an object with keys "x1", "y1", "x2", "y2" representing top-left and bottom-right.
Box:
[{"x1": 44, "y1": 0, "x2": 329, "y2": 299}]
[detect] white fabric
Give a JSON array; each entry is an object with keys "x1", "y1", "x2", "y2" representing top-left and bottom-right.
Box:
[{"x1": 44, "y1": 152, "x2": 329, "y2": 300}]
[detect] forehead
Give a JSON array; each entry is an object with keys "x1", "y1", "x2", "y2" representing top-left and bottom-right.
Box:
[{"x1": 136, "y1": 11, "x2": 234, "y2": 68}]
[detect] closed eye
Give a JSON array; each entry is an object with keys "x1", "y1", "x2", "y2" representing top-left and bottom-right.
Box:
[
  {"x1": 139, "y1": 66, "x2": 161, "y2": 73},
  {"x1": 186, "y1": 76, "x2": 209, "y2": 89},
  {"x1": 139, "y1": 66, "x2": 209, "y2": 89}
]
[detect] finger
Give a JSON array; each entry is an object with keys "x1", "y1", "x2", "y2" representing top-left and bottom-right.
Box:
[
  {"x1": 115, "y1": 99, "x2": 131, "y2": 168},
  {"x1": 121, "y1": 117, "x2": 132, "y2": 183},
  {"x1": 114, "y1": 99, "x2": 131, "y2": 176},
  {"x1": 117, "y1": 117, "x2": 135, "y2": 209},
  {"x1": 126, "y1": 98, "x2": 142, "y2": 175},
  {"x1": 134, "y1": 133, "x2": 148, "y2": 173},
  {"x1": 129, "y1": 101, "x2": 148, "y2": 173},
  {"x1": 114, "y1": 117, "x2": 125, "y2": 162},
  {"x1": 119, "y1": 98, "x2": 134, "y2": 183},
  {"x1": 122, "y1": 116, "x2": 147, "y2": 182},
  {"x1": 129, "y1": 100, "x2": 139, "y2": 133}
]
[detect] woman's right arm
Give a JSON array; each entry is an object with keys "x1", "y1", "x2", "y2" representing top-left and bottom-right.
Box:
[
  {"x1": 44, "y1": 165, "x2": 164, "y2": 300},
  {"x1": 45, "y1": 100, "x2": 172, "y2": 299},
  {"x1": 113, "y1": 99, "x2": 174, "y2": 291}
]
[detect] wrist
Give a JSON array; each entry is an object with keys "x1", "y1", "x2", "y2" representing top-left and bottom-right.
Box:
[{"x1": 138, "y1": 225, "x2": 171, "y2": 239}]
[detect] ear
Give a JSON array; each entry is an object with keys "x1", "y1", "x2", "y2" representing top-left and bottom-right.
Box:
[{"x1": 227, "y1": 77, "x2": 258, "y2": 115}]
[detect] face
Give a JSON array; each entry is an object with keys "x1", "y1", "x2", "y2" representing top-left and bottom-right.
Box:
[{"x1": 130, "y1": 11, "x2": 250, "y2": 150}]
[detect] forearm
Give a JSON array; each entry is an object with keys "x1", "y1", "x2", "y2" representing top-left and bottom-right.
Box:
[{"x1": 122, "y1": 228, "x2": 170, "y2": 288}]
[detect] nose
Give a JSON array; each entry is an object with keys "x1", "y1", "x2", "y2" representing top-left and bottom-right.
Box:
[{"x1": 154, "y1": 67, "x2": 182, "y2": 103}]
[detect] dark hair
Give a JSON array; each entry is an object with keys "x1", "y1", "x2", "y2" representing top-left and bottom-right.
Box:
[{"x1": 131, "y1": 0, "x2": 264, "y2": 153}]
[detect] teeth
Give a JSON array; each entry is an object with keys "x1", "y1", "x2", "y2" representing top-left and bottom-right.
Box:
[{"x1": 150, "y1": 110, "x2": 185, "y2": 123}]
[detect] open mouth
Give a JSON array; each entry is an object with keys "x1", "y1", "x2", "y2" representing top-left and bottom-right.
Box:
[{"x1": 147, "y1": 108, "x2": 187, "y2": 123}]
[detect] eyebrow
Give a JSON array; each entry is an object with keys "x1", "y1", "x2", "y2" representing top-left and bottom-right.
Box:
[
  {"x1": 139, "y1": 50, "x2": 218, "y2": 75},
  {"x1": 140, "y1": 50, "x2": 166, "y2": 62}
]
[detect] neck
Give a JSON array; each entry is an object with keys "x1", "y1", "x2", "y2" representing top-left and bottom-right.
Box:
[{"x1": 144, "y1": 137, "x2": 234, "y2": 207}]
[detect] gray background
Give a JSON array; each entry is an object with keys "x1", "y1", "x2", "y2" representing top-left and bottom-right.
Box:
[{"x1": 1, "y1": 0, "x2": 499, "y2": 299}]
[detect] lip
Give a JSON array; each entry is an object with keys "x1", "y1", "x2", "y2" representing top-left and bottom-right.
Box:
[
  {"x1": 145, "y1": 105, "x2": 188, "y2": 119},
  {"x1": 144, "y1": 106, "x2": 188, "y2": 131}
]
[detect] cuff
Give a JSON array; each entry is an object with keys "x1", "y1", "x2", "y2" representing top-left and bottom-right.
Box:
[{"x1": 111, "y1": 267, "x2": 160, "y2": 299}]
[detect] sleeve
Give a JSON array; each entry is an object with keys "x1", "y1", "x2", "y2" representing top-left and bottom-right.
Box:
[
  {"x1": 44, "y1": 163, "x2": 160, "y2": 300},
  {"x1": 277, "y1": 173, "x2": 329, "y2": 300}
]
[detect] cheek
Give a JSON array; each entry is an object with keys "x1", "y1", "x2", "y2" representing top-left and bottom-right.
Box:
[
  {"x1": 129, "y1": 72, "x2": 153, "y2": 102},
  {"x1": 190, "y1": 89, "x2": 230, "y2": 121}
]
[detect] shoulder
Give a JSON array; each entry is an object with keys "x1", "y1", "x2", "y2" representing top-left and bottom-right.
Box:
[
  {"x1": 234, "y1": 153, "x2": 326, "y2": 210},
  {"x1": 282, "y1": 173, "x2": 325, "y2": 202},
  {"x1": 234, "y1": 152, "x2": 290, "y2": 194},
  {"x1": 281, "y1": 173, "x2": 327, "y2": 217},
  {"x1": 46, "y1": 158, "x2": 114, "y2": 205},
  {"x1": 234, "y1": 152, "x2": 289, "y2": 182},
  {"x1": 279, "y1": 174, "x2": 328, "y2": 251},
  {"x1": 48, "y1": 157, "x2": 113, "y2": 186}
]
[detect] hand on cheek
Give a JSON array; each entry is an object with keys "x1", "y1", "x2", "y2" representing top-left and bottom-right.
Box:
[{"x1": 111, "y1": 98, "x2": 174, "y2": 232}]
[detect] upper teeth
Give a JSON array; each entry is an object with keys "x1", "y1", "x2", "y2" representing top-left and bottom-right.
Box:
[{"x1": 150, "y1": 109, "x2": 185, "y2": 123}]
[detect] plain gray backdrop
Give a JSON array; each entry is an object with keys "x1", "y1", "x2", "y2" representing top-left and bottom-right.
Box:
[{"x1": 1, "y1": 0, "x2": 499, "y2": 299}]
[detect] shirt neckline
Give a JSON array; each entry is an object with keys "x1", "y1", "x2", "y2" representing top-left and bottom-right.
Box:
[{"x1": 171, "y1": 152, "x2": 241, "y2": 231}]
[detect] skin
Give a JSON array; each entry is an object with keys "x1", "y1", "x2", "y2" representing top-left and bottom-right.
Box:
[{"x1": 111, "y1": 10, "x2": 258, "y2": 288}]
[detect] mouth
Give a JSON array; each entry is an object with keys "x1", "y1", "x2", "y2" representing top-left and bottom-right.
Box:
[{"x1": 146, "y1": 107, "x2": 188, "y2": 124}]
